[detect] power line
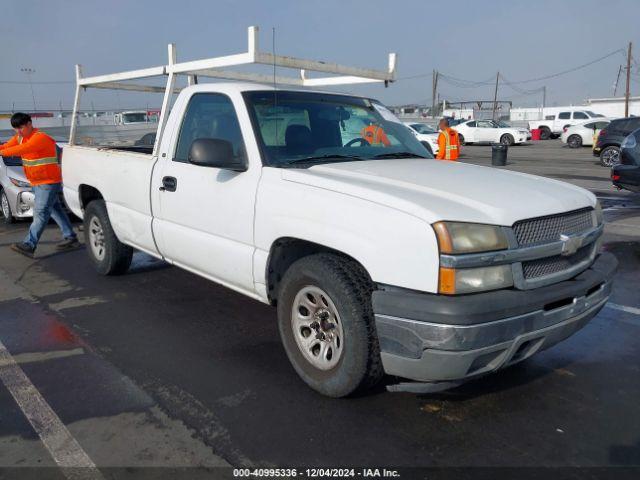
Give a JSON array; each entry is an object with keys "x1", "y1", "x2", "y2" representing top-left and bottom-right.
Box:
[{"x1": 395, "y1": 46, "x2": 625, "y2": 87}]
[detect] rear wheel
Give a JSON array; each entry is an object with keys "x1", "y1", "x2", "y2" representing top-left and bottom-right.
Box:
[
  {"x1": 1, "y1": 189, "x2": 15, "y2": 224},
  {"x1": 600, "y1": 146, "x2": 620, "y2": 167},
  {"x1": 539, "y1": 127, "x2": 551, "y2": 140},
  {"x1": 277, "y1": 254, "x2": 383, "y2": 397},
  {"x1": 458, "y1": 134, "x2": 465, "y2": 145},
  {"x1": 567, "y1": 134, "x2": 583, "y2": 148},
  {"x1": 500, "y1": 134, "x2": 514, "y2": 146},
  {"x1": 84, "y1": 200, "x2": 133, "y2": 275}
]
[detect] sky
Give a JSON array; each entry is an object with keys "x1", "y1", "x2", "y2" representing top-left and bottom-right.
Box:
[{"x1": 1, "y1": 0, "x2": 639, "y2": 112}]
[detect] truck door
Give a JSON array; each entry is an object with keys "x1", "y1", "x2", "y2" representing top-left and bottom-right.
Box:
[{"x1": 152, "y1": 92, "x2": 260, "y2": 292}]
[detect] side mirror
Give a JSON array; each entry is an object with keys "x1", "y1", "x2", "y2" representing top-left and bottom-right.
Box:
[{"x1": 188, "y1": 138, "x2": 247, "y2": 172}]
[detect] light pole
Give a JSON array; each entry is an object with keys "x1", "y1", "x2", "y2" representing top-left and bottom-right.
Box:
[{"x1": 20, "y1": 67, "x2": 37, "y2": 111}]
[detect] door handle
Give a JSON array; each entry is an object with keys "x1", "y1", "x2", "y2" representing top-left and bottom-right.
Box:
[{"x1": 160, "y1": 176, "x2": 177, "y2": 192}]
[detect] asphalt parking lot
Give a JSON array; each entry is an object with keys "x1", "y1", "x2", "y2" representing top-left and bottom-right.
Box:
[{"x1": 0, "y1": 140, "x2": 639, "y2": 477}]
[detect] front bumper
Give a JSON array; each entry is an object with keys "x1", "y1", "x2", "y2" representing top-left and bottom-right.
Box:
[{"x1": 372, "y1": 252, "x2": 617, "y2": 383}]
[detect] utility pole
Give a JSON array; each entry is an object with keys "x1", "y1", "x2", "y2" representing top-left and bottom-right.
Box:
[
  {"x1": 20, "y1": 67, "x2": 37, "y2": 111},
  {"x1": 491, "y1": 71, "x2": 499, "y2": 120},
  {"x1": 613, "y1": 65, "x2": 623, "y2": 96},
  {"x1": 625, "y1": 42, "x2": 632, "y2": 117},
  {"x1": 431, "y1": 70, "x2": 438, "y2": 118}
]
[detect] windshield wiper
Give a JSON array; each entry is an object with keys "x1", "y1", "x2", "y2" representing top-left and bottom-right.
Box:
[
  {"x1": 282, "y1": 154, "x2": 365, "y2": 167},
  {"x1": 372, "y1": 151, "x2": 428, "y2": 159}
]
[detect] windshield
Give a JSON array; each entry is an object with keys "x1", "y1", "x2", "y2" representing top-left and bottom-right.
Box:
[
  {"x1": 243, "y1": 91, "x2": 431, "y2": 167},
  {"x1": 1, "y1": 155, "x2": 22, "y2": 167},
  {"x1": 122, "y1": 113, "x2": 147, "y2": 123},
  {"x1": 495, "y1": 120, "x2": 511, "y2": 128},
  {"x1": 585, "y1": 111, "x2": 605, "y2": 118},
  {"x1": 410, "y1": 123, "x2": 436, "y2": 134}
]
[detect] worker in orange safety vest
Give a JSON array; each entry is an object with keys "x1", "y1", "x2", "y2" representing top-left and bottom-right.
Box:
[
  {"x1": 435, "y1": 118, "x2": 460, "y2": 161},
  {"x1": 0, "y1": 113, "x2": 78, "y2": 257},
  {"x1": 360, "y1": 122, "x2": 391, "y2": 146}
]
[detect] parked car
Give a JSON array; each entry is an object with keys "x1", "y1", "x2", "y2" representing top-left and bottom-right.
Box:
[
  {"x1": 0, "y1": 153, "x2": 34, "y2": 224},
  {"x1": 529, "y1": 110, "x2": 605, "y2": 140},
  {"x1": 612, "y1": 130, "x2": 640, "y2": 192},
  {"x1": 454, "y1": 119, "x2": 528, "y2": 145},
  {"x1": 594, "y1": 117, "x2": 640, "y2": 167},
  {"x1": 561, "y1": 119, "x2": 610, "y2": 148},
  {"x1": 403, "y1": 122, "x2": 439, "y2": 156}
]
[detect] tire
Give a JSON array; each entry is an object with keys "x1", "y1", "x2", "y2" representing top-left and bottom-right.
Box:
[
  {"x1": 276, "y1": 253, "x2": 383, "y2": 397},
  {"x1": 567, "y1": 134, "x2": 582, "y2": 148},
  {"x1": 1, "y1": 188, "x2": 15, "y2": 224},
  {"x1": 600, "y1": 146, "x2": 621, "y2": 167},
  {"x1": 83, "y1": 200, "x2": 133, "y2": 275},
  {"x1": 500, "y1": 134, "x2": 514, "y2": 146},
  {"x1": 458, "y1": 134, "x2": 465, "y2": 145},
  {"x1": 539, "y1": 127, "x2": 551, "y2": 140},
  {"x1": 420, "y1": 141, "x2": 433, "y2": 155}
]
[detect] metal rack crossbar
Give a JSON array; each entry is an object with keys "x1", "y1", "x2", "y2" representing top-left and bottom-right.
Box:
[{"x1": 69, "y1": 26, "x2": 397, "y2": 149}]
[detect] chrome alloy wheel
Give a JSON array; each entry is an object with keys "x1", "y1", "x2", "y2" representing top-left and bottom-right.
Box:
[
  {"x1": 602, "y1": 148, "x2": 620, "y2": 167},
  {"x1": 291, "y1": 286, "x2": 344, "y2": 370},
  {"x1": 1, "y1": 191, "x2": 9, "y2": 219},
  {"x1": 88, "y1": 216, "x2": 106, "y2": 261}
]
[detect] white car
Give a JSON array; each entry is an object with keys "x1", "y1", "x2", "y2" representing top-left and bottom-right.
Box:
[
  {"x1": 455, "y1": 119, "x2": 529, "y2": 145},
  {"x1": 561, "y1": 119, "x2": 610, "y2": 148},
  {"x1": 403, "y1": 122, "x2": 439, "y2": 156}
]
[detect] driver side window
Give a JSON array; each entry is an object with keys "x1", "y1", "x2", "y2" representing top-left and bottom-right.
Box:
[{"x1": 174, "y1": 93, "x2": 246, "y2": 163}]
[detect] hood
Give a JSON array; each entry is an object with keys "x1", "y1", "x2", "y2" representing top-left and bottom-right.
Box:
[{"x1": 280, "y1": 159, "x2": 595, "y2": 226}]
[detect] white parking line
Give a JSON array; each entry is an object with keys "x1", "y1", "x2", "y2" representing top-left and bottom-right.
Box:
[
  {"x1": 0, "y1": 339, "x2": 103, "y2": 480},
  {"x1": 607, "y1": 303, "x2": 640, "y2": 318}
]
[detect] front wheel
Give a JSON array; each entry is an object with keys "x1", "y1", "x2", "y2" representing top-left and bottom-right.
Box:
[
  {"x1": 600, "y1": 146, "x2": 620, "y2": 167},
  {"x1": 500, "y1": 134, "x2": 514, "y2": 146},
  {"x1": 84, "y1": 200, "x2": 133, "y2": 275},
  {"x1": 1, "y1": 189, "x2": 15, "y2": 224},
  {"x1": 277, "y1": 254, "x2": 383, "y2": 397},
  {"x1": 458, "y1": 134, "x2": 465, "y2": 145}
]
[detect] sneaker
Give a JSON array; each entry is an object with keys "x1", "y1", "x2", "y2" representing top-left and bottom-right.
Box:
[
  {"x1": 11, "y1": 242, "x2": 35, "y2": 257},
  {"x1": 56, "y1": 237, "x2": 81, "y2": 251}
]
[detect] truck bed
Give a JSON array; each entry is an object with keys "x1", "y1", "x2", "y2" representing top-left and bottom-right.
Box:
[{"x1": 61, "y1": 144, "x2": 159, "y2": 256}]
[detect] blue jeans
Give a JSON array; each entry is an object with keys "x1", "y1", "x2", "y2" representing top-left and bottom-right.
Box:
[{"x1": 24, "y1": 183, "x2": 76, "y2": 249}]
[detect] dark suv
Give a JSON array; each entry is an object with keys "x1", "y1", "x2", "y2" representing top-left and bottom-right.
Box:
[
  {"x1": 612, "y1": 128, "x2": 640, "y2": 192},
  {"x1": 594, "y1": 117, "x2": 640, "y2": 167}
]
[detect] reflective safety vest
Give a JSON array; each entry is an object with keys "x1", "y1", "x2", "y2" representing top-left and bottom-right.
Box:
[
  {"x1": 437, "y1": 128, "x2": 460, "y2": 160},
  {"x1": 360, "y1": 125, "x2": 391, "y2": 146},
  {"x1": 2, "y1": 129, "x2": 62, "y2": 186}
]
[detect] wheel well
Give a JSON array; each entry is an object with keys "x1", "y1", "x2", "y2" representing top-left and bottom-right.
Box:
[
  {"x1": 79, "y1": 185, "x2": 103, "y2": 210},
  {"x1": 266, "y1": 238, "x2": 370, "y2": 305},
  {"x1": 540, "y1": 126, "x2": 551, "y2": 131}
]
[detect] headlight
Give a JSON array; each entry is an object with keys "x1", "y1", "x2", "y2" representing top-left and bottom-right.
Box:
[
  {"x1": 439, "y1": 265, "x2": 513, "y2": 295},
  {"x1": 433, "y1": 221, "x2": 509, "y2": 254},
  {"x1": 594, "y1": 200, "x2": 603, "y2": 225},
  {"x1": 9, "y1": 177, "x2": 31, "y2": 188},
  {"x1": 621, "y1": 133, "x2": 636, "y2": 149}
]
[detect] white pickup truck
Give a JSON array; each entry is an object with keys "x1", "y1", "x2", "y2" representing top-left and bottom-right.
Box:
[
  {"x1": 529, "y1": 110, "x2": 606, "y2": 139},
  {"x1": 62, "y1": 32, "x2": 616, "y2": 397}
]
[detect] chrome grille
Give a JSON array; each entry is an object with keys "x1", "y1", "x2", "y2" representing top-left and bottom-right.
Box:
[
  {"x1": 522, "y1": 246, "x2": 593, "y2": 279},
  {"x1": 513, "y1": 208, "x2": 594, "y2": 247}
]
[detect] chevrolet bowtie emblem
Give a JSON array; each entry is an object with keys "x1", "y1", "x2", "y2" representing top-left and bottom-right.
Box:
[{"x1": 560, "y1": 234, "x2": 581, "y2": 256}]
